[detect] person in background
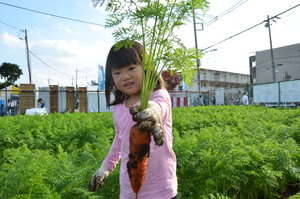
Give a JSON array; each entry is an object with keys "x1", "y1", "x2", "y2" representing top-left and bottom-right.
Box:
[
  {"x1": 0, "y1": 104, "x2": 5, "y2": 117},
  {"x1": 211, "y1": 96, "x2": 216, "y2": 105},
  {"x1": 241, "y1": 92, "x2": 249, "y2": 105},
  {"x1": 38, "y1": 98, "x2": 46, "y2": 108},
  {"x1": 235, "y1": 98, "x2": 240, "y2": 105},
  {"x1": 7, "y1": 99, "x2": 11, "y2": 116},
  {"x1": 199, "y1": 95, "x2": 204, "y2": 106},
  {"x1": 205, "y1": 97, "x2": 209, "y2": 106}
]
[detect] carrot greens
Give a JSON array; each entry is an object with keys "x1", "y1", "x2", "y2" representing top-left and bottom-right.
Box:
[
  {"x1": 93, "y1": 0, "x2": 208, "y2": 110},
  {"x1": 0, "y1": 107, "x2": 299, "y2": 198}
]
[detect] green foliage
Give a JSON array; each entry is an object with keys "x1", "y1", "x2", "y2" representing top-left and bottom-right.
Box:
[
  {"x1": 0, "y1": 107, "x2": 299, "y2": 198},
  {"x1": 0, "y1": 112, "x2": 119, "y2": 199},
  {"x1": 93, "y1": 0, "x2": 208, "y2": 109},
  {"x1": 162, "y1": 70, "x2": 181, "y2": 91},
  {"x1": 290, "y1": 193, "x2": 300, "y2": 199},
  {"x1": 173, "y1": 106, "x2": 300, "y2": 199},
  {"x1": 162, "y1": 47, "x2": 202, "y2": 86},
  {"x1": 0, "y1": 62, "x2": 23, "y2": 89}
]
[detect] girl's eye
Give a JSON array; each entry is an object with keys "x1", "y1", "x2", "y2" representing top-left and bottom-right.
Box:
[
  {"x1": 129, "y1": 67, "x2": 135, "y2": 71},
  {"x1": 112, "y1": 71, "x2": 120, "y2": 75}
]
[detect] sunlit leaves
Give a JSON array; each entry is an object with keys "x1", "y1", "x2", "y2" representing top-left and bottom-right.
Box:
[
  {"x1": 93, "y1": 0, "x2": 209, "y2": 109},
  {"x1": 0, "y1": 106, "x2": 299, "y2": 198}
]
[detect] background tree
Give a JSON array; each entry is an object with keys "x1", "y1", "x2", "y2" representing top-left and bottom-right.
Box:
[
  {"x1": 162, "y1": 70, "x2": 181, "y2": 91},
  {"x1": 0, "y1": 62, "x2": 23, "y2": 89}
]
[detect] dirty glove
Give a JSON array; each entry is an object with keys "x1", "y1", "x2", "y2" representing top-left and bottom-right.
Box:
[
  {"x1": 129, "y1": 101, "x2": 164, "y2": 146},
  {"x1": 89, "y1": 163, "x2": 111, "y2": 192}
]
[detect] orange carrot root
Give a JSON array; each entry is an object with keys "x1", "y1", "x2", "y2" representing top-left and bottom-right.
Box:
[{"x1": 127, "y1": 124, "x2": 151, "y2": 199}]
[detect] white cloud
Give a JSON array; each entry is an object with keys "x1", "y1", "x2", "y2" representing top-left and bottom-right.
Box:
[
  {"x1": 27, "y1": 38, "x2": 112, "y2": 88},
  {"x1": 65, "y1": 28, "x2": 73, "y2": 34},
  {"x1": 1, "y1": 32, "x2": 24, "y2": 48},
  {"x1": 90, "y1": 25, "x2": 102, "y2": 32}
]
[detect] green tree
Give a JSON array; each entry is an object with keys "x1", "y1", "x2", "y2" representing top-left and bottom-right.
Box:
[
  {"x1": 0, "y1": 62, "x2": 23, "y2": 83},
  {"x1": 0, "y1": 62, "x2": 23, "y2": 89}
]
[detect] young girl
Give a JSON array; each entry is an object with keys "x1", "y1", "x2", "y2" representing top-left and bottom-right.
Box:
[{"x1": 89, "y1": 41, "x2": 178, "y2": 199}]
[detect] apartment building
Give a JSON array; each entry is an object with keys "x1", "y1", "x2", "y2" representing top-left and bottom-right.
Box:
[
  {"x1": 180, "y1": 68, "x2": 250, "y2": 92},
  {"x1": 250, "y1": 43, "x2": 300, "y2": 84}
]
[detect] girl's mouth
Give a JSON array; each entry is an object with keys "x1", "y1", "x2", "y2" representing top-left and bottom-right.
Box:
[{"x1": 124, "y1": 82, "x2": 134, "y2": 87}]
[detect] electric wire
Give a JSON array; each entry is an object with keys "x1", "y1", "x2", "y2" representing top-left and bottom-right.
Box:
[
  {"x1": 201, "y1": 4, "x2": 300, "y2": 51},
  {"x1": 0, "y1": 20, "x2": 23, "y2": 31},
  {"x1": 29, "y1": 50, "x2": 85, "y2": 78},
  {"x1": 204, "y1": 0, "x2": 248, "y2": 27},
  {"x1": 1, "y1": 1, "x2": 299, "y2": 77},
  {"x1": 0, "y1": 1, "x2": 105, "y2": 26},
  {"x1": 50, "y1": 0, "x2": 106, "y2": 17}
]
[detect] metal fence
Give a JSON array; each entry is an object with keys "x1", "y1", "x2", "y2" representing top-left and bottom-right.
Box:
[
  {"x1": 1, "y1": 80, "x2": 299, "y2": 116},
  {"x1": 169, "y1": 79, "x2": 300, "y2": 108},
  {"x1": 169, "y1": 85, "x2": 252, "y2": 106}
]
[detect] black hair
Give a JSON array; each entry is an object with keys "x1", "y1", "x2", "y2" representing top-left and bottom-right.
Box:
[{"x1": 105, "y1": 41, "x2": 164, "y2": 107}]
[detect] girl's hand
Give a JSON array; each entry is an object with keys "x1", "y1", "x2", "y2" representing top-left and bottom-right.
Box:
[
  {"x1": 89, "y1": 163, "x2": 111, "y2": 192},
  {"x1": 129, "y1": 101, "x2": 164, "y2": 146}
]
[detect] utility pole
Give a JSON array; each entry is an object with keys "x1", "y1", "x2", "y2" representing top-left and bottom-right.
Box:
[
  {"x1": 265, "y1": 15, "x2": 276, "y2": 82},
  {"x1": 75, "y1": 68, "x2": 79, "y2": 91},
  {"x1": 47, "y1": 78, "x2": 51, "y2": 86},
  {"x1": 24, "y1": 29, "x2": 32, "y2": 84},
  {"x1": 75, "y1": 69, "x2": 79, "y2": 111},
  {"x1": 192, "y1": 9, "x2": 203, "y2": 97}
]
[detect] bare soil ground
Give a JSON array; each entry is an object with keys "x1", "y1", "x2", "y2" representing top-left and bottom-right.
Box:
[{"x1": 280, "y1": 183, "x2": 300, "y2": 199}]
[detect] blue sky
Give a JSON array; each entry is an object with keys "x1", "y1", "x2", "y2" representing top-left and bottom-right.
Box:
[{"x1": 1, "y1": 0, "x2": 299, "y2": 88}]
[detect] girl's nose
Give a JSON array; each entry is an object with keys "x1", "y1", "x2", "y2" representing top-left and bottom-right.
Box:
[{"x1": 122, "y1": 73, "x2": 131, "y2": 81}]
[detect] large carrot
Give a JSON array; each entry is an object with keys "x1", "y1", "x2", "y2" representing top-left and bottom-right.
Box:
[{"x1": 127, "y1": 124, "x2": 151, "y2": 199}]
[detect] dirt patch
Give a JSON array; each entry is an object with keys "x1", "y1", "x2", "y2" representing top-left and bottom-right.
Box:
[{"x1": 279, "y1": 183, "x2": 300, "y2": 199}]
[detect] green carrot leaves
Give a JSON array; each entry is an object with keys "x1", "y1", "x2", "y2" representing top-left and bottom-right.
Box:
[{"x1": 93, "y1": 0, "x2": 209, "y2": 110}]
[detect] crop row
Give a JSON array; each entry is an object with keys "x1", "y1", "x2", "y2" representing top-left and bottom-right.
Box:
[{"x1": 0, "y1": 105, "x2": 299, "y2": 198}]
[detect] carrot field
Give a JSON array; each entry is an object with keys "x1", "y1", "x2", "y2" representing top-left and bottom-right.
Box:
[{"x1": 0, "y1": 105, "x2": 299, "y2": 199}]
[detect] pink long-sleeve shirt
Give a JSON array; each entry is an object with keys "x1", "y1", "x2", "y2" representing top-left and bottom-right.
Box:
[{"x1": 103, "y1": 88, "x2": 177, "y2": 199}]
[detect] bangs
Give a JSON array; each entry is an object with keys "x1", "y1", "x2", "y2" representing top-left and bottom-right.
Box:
[{"x1": 106, "y1": 43, "x2": 143, "y2": 71}]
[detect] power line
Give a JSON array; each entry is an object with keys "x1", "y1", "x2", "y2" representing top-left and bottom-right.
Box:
[
  {"x1": 50, "y1": 0, "x2": 106, "y2": 17},
  {"x1": 201, "y1": 4, "x2": 300, "y2": 51},
  {"x1": 0, "y1": 20, "x2": 23, "y2": 31},
  {"x1": 0, "y1": 1, "x2": 105, "y2": 27},
  {"x1": 29, "y1": 50, "x2": 85, "y2": 78},
  {"x1": 204, "y1": 0, "x2": 249, "y2": 27}
]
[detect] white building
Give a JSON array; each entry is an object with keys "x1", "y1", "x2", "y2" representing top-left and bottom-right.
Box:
[{"x1": 179, "y1": 68, "x2": 250, "y2": 92}]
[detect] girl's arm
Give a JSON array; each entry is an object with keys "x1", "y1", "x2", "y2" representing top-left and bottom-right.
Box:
[
  {"x1": 89, "y1": 126, "x2": 121, "y2": 192},
  {"x1": 102, "y1": 129, "x2": 122, "y2": 170}
]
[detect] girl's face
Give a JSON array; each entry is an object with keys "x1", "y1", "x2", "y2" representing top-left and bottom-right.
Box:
[{"x1": 112, "y1": 64, "x2": 143, "y2": 99}]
